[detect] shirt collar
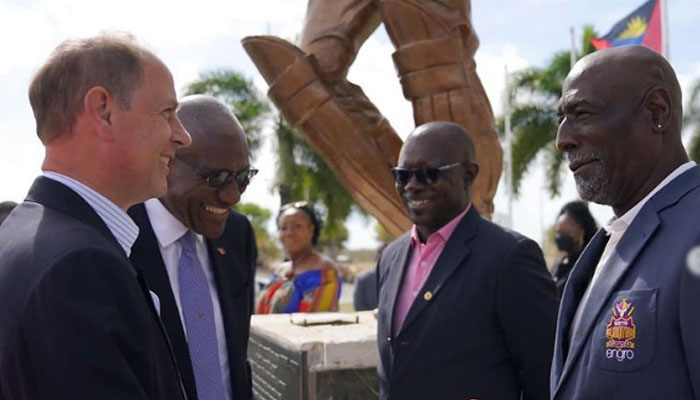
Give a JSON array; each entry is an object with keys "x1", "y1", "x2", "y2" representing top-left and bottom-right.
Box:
[
  {"x1": 410, "y1": 203, "x2": 471, "y2": 246},
  {"x1": 42, "y1": 171, "x2": 139, "y2": 256},
  {"x1": 603, "y1": 161, "x2": 696, "y2": 234},
  {"x1": 144, "y1": 198, "x2": 191, "y2": 249}
]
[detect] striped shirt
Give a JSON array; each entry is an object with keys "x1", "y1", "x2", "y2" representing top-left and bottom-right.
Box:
[{"x1": 43, "y1": 171, "x2": 139, "y2": 257}]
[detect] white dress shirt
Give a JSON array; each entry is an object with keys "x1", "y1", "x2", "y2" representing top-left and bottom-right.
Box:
[
  {"x1": 144, "y1": 198, "x2": 232, "y2": 400},
  {"x1": 570, "y1": 161, "x2": 696, "y2": 339},
  {"x1": 591, "y1": 161, "x2": 696, "y2": 287}
]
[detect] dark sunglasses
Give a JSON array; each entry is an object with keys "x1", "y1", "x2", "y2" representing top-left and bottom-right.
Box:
[
  {"x1": 391, "y1": 162, "x2": 463, "y2": 186},
  {"x1": 176, "y1": 156, "x2": 258, "y2": 191}
]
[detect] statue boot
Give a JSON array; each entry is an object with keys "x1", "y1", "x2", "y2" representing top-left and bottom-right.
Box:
[{"x1": 242, "y1": 35, "x2": 411, "y2": 236}]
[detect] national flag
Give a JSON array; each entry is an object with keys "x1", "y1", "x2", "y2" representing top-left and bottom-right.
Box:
[{"x1": 591, "y1": 0, "x2": 663, "y2": 54}]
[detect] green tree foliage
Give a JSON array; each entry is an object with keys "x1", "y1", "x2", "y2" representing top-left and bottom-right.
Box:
[
  {"x1": 235, "y1": 203, "x2": 280, "y2": 266},
  {"x1": 504, "y1": 25, "x2": 598, "y2": 197},
  {"x1": 273, "y1": 115, "x2": 359, "y2": 254},
  {"x1": 184, "y1": 70, "x2": 269, "y2": 157},
  {"x1": 684, "y1": 79, "x2": 700, "y2": 162}
]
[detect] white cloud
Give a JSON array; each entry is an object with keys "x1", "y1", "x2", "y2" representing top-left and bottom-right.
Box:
[
  {"x1": 678, "y1": 62, "x2": 700, "y2": 107},
  {"x1": 476, "y1": 44, "x2": 530, "y2": 116},
  {"x1": 348, "y1": 31, "x2": 413, "y2": 139},
  {"x1": 2, "y1": 0, "x2": 698, "y2": 250}
]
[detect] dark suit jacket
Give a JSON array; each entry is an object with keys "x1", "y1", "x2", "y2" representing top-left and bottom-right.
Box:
[
  {"x1": 377, "y1": 207, "x2": 558, "y2": 400},
  {"x1": 0, "y1": 177, "x2": 185, "y2": 400},
  {"x1": 129, "y1": 203, "x2": 257, "y2": 400},
  {"x1": 551, "y1": 166, "x2": 700, "y2": 399}
]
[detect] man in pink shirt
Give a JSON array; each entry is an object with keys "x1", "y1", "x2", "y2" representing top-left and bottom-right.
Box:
[{"x1": 376, "y1": 121, "x2": 558, "y2": 400}]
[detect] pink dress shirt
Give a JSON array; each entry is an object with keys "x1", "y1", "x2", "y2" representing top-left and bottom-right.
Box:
[{"x1": 392, "y1": 204, "x2": 471, "y2": 336}]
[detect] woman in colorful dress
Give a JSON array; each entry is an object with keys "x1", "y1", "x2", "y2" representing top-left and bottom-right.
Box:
[{"x1": 256, "y1": 202, "x2": 342, "y2": 313}]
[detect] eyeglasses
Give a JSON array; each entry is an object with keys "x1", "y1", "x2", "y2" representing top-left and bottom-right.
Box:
[
  {"x1": 391, "y1": 162, "x2": 463, "y2": 186},
  {"x1": 176, "y1": 156, "x2": 258, "y2": 191}
]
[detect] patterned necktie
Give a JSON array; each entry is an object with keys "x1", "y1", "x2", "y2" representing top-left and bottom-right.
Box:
[{"x1": 178, "y1": 231, "x2": 227, "y2": 400}]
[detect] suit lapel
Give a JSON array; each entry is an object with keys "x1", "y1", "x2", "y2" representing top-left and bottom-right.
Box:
[
  {"x1": 381, "y1": 234, "x2": 412, "y2": 339},
  {"x1": 554, "y1": 166, "x2": 700, "y2": 398},
  {"x1": 396, "y1": 208, "x2": 478, "y2": 336},
  {"x1": 129, "y1": 204, "x2": 197, "y2": 400},
  {"x1": 551, "y1": 229, "x2": 608, "y2": 394},
  {"x1": 205, "y1": 234, "x2": 245, "y2": 392}
]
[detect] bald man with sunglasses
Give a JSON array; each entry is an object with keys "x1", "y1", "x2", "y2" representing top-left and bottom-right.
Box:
[
  {"x1": 376, "y1": 121, "x2": 558, "y2": 400},
  {"x1": 129, "y1": 95, "x2": 258, "y2": 400}
]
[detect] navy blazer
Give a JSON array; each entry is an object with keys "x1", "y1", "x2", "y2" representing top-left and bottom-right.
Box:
[
  {"x1": 377, "y1": 207, "x2": 558, "y2": 400},
  {"x1": 0, "y1": 177, "x2": 186, "y2": 400},
  {"x1": 551, "y1": 166, "x2": 700, "y2": 399},
  {"x1": 129, "y1": 203, "x2": 256, "y2": 400}
]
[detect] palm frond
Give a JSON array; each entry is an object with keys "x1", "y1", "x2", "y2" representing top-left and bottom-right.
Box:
[{"x1": 509, "y1": 105, "x2": 558, "y2": 196}]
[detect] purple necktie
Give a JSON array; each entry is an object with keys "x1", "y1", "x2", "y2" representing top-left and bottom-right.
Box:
[{"x1": 178, "y1": 231, "x2": 227, "y2": 400}]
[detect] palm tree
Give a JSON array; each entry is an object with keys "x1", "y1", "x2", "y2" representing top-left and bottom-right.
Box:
[
  {"x1": 273, "y1": 115, "x2": 359, "y2": 255},
  {"x1": 184, "y1": 70, "x2": 269, "y2": 157},
  {"x1": 684, "y1": 79, "x2": 700, "y2": 162},
  {"x1": 235, "y1": 203, "x2": 280, "y2": 266},
  {"x1": 505, "y1": 25, "x2": 598, "y2": 197}
]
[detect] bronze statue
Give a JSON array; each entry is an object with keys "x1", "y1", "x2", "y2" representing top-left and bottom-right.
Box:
[{"x1": 243, "y1": 0, "x2": 502, "y2": 237}]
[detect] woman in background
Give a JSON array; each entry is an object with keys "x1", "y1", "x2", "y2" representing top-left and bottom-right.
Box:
[
  {"x1": 552, "y1": 200, "x2": 598, "y2": 296},
  {"x1": 256, "y1": 202, "x2": 342, "y2": 313}
]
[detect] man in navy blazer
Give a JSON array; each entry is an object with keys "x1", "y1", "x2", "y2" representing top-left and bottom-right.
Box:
[
  {"x1": 551, "y1": 45, "x2": 700, "y2": 399},
  {"x1": 0, "y1": 35, "x2": 191, "y2": 399},
  {"x1": 376, "y1": 121, "x2": 558, "y2": 400},
  {"x1": 129, "y1": 95, "x2": 257, "y2": 400}
]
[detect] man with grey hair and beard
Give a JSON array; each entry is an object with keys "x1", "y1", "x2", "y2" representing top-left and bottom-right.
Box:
[{"x1": 550, "y1": 45, "x2": 700, "y2": 399}]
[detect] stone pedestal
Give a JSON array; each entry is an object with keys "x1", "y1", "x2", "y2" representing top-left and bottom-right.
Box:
[{"x1": 249, "y1": 311, "x2": 379, "y2": 400}]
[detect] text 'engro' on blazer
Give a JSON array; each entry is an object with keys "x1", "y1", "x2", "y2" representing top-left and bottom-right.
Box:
[{"x1": 551, "y1": 166, "x2": 700, "y2": 400}]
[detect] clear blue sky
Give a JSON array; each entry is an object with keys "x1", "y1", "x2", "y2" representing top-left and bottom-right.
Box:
[{"x1": 0, "y1": 0, "x2": 698, "y2": 248}]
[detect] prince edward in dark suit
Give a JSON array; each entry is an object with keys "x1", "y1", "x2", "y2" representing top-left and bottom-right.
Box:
[
  {"x1": 0, "y1": 34, "x2": 192, "y2": 399},
  {"x1": 376, "y1": 122, "x2": 558, "y2": 400},
  {"x1": 129, "y1": 95, "x2": 258, "y2": 400},
  {"x1": 551, "y1": 45, "x2": 700, "y2": 399}
]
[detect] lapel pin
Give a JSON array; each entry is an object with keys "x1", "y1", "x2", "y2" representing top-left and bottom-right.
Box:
[
  {"x1": 217, "y1": 247, "x2": 226, "y2": 256},
  {"x1": 424, "y1": 291, "x2": 433, "y2": 301}
]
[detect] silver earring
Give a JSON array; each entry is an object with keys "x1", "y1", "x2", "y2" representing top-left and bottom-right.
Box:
[{"x1": 657, "y1": 124, "x2": 662, "y2": 128}]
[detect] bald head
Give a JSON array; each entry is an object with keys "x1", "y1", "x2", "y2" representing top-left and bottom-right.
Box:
[
  {"x1": 567, "y1": 45, "x2": 682, "y2": 133},
  {"x1": 176, "y1": 94, "x2": 247, "y2": 155},
  {"x1": 402, "y1": 121, "x2": 476, "y2": 165}
]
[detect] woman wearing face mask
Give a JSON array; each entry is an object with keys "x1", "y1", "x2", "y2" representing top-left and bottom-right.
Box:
[
  {"x1": 552, "y1": 200, "x2": 598, "y2": 297},
  {"x1": 256, "y1": 201, "x2": 342, "y2": 313}
]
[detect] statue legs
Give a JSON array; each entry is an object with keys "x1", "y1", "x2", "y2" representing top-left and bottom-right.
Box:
[
  {"x1": 243, "y1": 0, "x2": 502, "y2": 237},
  {"x1": 241, "y1": 35, "x2": 411, "y2": 236},
  {"x1": 381, "y1": 0, "x2": 503, "y2": 217}
]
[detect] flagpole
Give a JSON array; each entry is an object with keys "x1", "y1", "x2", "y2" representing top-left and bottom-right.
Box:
[
  {"x1": 570, "y1": 26, "x2": 577, "y2": 69},
  {"x1": 660, "y1": 0, "x2": 669, "y2": 59}
]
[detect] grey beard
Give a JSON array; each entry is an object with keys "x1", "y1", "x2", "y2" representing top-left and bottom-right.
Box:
[{"x1": 568, "y1": 151, "x2": 611, "y2": 204}]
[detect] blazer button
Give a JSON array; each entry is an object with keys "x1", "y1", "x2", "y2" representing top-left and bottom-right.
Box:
[{"x1": 387, "y1": 336, "x2": 392, "y2": 342}]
